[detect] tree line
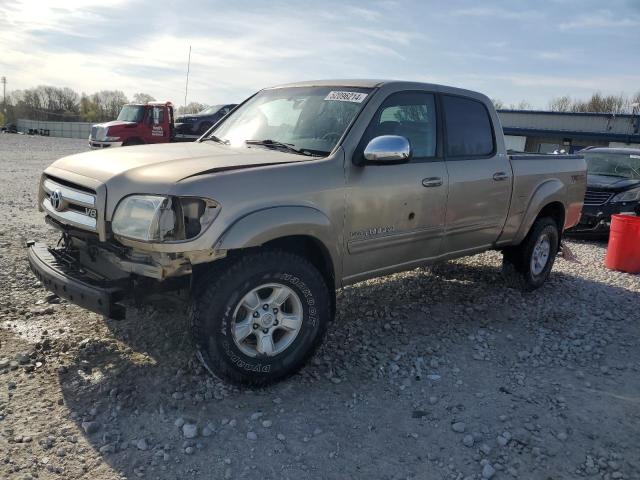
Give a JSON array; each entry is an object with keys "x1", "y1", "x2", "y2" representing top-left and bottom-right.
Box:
[
  {"x1": 493, "y1": 92, "x2": 640, "y2": 114},
  {"x1": 3, "y1": 85, "x2": 640, "y2": 126},
  {"x1": 547, "y1": 92, "x2": 640, "y2": 114},
  {"x1": 1, "y1": 85, "x2": 209, "y2": 124}
]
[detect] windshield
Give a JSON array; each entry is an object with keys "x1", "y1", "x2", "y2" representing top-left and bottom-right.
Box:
[
  {"x1": 199, "y1": 105, "x2": 224, "y2": 115},
  {"x1": 208, "y1": 86, "x2": 372, "y2": 156},
  {"x1": 585, "y1": 152, "x2": 640, "y2": 179},
  {"x1": 117, "y1": 105, "x2": 145, "y2": 123}
]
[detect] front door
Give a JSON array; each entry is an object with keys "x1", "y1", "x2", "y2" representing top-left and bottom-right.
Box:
[
  {"x1": 343, "y1": 91, "x2": 448, "y2": 282},
  {"x1": 440, "y1": 94, "x2": 512, "y2": 254},
  {"x1": 149, "y1": 106, "x2": 168, "y2": 143}
]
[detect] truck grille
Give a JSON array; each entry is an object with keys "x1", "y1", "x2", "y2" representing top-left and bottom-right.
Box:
[
  {"x1": 42, "y1": 176, "x2": 98, "y2": 232},
  {"x1": 584, "y1": 188, "x2": 613, "y2": 206}
]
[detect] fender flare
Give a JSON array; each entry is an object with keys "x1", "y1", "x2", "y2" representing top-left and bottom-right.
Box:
[
  {"x1": 215, "y1": 206, "x2": 341, "y2": 279},
  {"x1": 513, "y1": 179, "x2": 566, "y2": 244}
]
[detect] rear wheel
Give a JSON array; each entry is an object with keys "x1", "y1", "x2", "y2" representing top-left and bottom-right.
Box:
[
  {"x1": 502, "y1": 217, "x2": 559, "y2": 291},
  {"x1": 190, "y1": 250, "x2": 331, "y2": 385}
]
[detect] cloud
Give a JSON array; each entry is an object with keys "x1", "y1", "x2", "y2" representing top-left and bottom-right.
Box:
[
  {"x1": 558, "y1": 10, "x2": 640, "y2": 29},
  {"x1": 450, "y1": 6, "x2": 541, "y2": 20},
  {"x1": 469, "y1": 73, "x2": 640, "y2": 92},
  {"x1": 0, "y1": 0, "x2": 410, "y2": 104},
  {"x1": 0, "y1": 0, "x2": 639, "y2": 110}
]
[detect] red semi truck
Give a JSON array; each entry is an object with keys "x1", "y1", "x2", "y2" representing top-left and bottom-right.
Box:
[{"x1": 89, "y1": 102, "x2": 197, "y2": 148}]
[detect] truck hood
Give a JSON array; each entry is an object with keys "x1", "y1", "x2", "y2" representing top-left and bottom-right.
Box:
[
  {"x1": 94, "y1": 120, "x2": 137, "y2": 129},
  {"x1": 587, "y1": 174, "x2": 640, "y2": 191},
  {"x1": 47, "y1": 142, "x2": 305, "y2": 185}
]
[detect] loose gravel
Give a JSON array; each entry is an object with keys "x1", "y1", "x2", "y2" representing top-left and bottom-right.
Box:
[{"x1": 1, "y1": 133, "x2": 639, "y2": 479}]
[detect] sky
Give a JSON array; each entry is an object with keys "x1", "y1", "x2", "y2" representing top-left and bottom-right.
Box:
[{"x1": 0, "y1": 0, "x2": 639, "y2": 109}]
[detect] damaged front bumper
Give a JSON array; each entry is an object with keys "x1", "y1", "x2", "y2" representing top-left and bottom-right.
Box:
[{"x1": 27, "y1": 242, "x2": 129, "y2": 319}]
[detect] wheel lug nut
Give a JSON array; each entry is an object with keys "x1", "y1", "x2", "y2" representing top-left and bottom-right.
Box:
[
  {"x1": 253, "y1": 311, "x2": 260, "y2": 318},
  {"x1": 253, "y1": 324, "x2": 259, "y2": 329},
  {"x1": 273, "y1": 308, "x2": 278, "y2": 314},
  {"x1": 262, "y1": 328, "x2": 269, "y2": 334},
  {"x1": 274, "y1": 320, "x2": 279, "y2": 326},
  {"x1": 263, "y1": 304, "x2": 269, "y2": 310}
]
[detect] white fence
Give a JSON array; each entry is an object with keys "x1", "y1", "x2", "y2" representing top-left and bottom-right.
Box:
[{"x1": 16, "y1": 119, "x2": 92, "y2": 139}]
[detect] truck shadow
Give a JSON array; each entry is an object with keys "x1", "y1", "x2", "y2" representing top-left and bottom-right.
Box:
[{"x1": 57, "y1": 256, "x2": 639, "y2": 478}]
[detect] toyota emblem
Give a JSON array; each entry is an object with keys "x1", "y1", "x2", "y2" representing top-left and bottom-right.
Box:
[{"x1": 50, "y1": 189, "x2": 64, "y2": 211}]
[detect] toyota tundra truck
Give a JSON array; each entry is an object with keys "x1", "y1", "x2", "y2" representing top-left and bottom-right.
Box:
[{"x1": 27, "y1": 80, "x2": 587, "y2": 385}]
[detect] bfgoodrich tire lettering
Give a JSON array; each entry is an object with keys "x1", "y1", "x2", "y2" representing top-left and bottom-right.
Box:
[{"x1": 191, "y1": 250, "x2": 330, "y2": 386}]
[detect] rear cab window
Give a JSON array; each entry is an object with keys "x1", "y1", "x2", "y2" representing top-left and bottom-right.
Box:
[{"x1": 442, "y1": 95, "x2": 495, "y2": 158}]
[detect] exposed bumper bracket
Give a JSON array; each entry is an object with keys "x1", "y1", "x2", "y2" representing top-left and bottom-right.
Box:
[{"x1": 27, "y1": 242, "x2": 128, "y2": 319}]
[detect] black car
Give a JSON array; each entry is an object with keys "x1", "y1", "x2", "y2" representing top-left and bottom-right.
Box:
[
  {"x1": 174, "y1": 104, "x2": 237, "y2": 136},
  {"x1": 1, "y1": 123, "x2": 17, "y2": 133},
  {"x1": 571, "y1": 147, "x2": 640, "y2": 234}
]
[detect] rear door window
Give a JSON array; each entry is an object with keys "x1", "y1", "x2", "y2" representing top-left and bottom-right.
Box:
[
  {"x1": 362, "y1": 91, "x2": 438, "y2": 159},
  {"x1": 442, "y1": 95, "x2": 494, "y2": 157}
]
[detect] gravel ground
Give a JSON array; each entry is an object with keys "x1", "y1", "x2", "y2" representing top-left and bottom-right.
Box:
[{"x1": 1, "y1": 133, "x2": 640, "y2": 480}]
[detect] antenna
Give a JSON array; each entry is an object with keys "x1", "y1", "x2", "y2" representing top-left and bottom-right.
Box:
[{"x1": 183, "y1": 46, "x2": 191, "y2": 111}]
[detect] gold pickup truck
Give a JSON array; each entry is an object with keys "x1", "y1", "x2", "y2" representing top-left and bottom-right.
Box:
[{"x1": 27, "y1": 80, "x2": 587, "y2": 385}]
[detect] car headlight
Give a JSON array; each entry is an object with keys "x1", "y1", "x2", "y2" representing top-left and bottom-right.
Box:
[
  {"x1": 611, "y1": 187, "x2": 640, "y2": 203},
  {"x1": 111, "y1": 195, "x2": 220, "y2": 242}
]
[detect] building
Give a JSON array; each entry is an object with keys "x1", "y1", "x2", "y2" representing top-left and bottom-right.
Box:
[{"x1": 497, "y1": 110, "x2": 640, "y2": 154}]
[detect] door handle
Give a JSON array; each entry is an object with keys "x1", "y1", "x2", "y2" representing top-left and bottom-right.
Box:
[
  {"x1": 493, "y1": 172, "x2": 509, "y2": 181},
  {"x1": 422, "y1": 177, "x2": 443, "y2": 187}
]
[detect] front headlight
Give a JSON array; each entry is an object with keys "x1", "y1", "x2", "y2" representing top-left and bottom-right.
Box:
[
  {"x1": 111, "y1": 195, "x2": 220, "y2": 242},
  {"x1": 611, "y1": 187, "x2": 640, "y2": 203}
]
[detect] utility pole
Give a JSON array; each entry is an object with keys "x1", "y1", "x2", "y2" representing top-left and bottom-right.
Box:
[
  {"x1": 1, "y1": 76, "x2": 6, "y2": 114},
  {"x1": 183, "y1": 46, "x2": 191, "y2": 111}
]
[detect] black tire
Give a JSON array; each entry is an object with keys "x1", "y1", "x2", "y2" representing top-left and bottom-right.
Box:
[
  {"x1": 502, "y1": 217, "x2": 560, "y2": 291},
  {"x1": 198, "y1": 123, "x2": 212, "y2": 135},
  {"x1": 123, "y1": 138, "x2": 143, "y2": 146},
  {"x1": 190, "y1": 250, "x2": 331, "y2": 386}
]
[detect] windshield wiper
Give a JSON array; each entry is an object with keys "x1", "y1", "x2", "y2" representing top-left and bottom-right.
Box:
[
  {"x1": 200, "y1": 135, "x2": 229, "y2": 145},
  {"x1": 591, "y1": 173, "x2": 628, "y2": 178},
  {"x1": 245, "y1": 139, "x2": 316, "y2": 157}
]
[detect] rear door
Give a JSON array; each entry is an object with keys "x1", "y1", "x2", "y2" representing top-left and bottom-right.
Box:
[
  {"x1": 440, "y1": 94, "x2": 512, "y2": 254},
  {"x1": 343, "y1": 90, "x2": 448, "y2": 281}
]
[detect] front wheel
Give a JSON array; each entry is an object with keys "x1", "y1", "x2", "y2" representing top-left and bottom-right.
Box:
[
  {"x1": 190, "y1": 250, "x2": 331, "y2": 385},
  {"x1": 502, "y1": 217, "x2": 560, "y2": 291}
]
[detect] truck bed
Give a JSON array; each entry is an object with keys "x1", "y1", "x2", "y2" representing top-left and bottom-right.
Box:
[{"x1": 508, "y1": 152, "x2": 584, "y2": 161}]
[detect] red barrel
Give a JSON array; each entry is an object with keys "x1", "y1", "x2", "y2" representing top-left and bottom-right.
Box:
[{"x1": 604, "y1": 214, "x2": 640, "y2": 273}]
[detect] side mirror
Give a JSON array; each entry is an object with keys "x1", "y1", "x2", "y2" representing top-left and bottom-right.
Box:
[{"x1": 363, "y1": 135, "x2": 412, "y2": 164}]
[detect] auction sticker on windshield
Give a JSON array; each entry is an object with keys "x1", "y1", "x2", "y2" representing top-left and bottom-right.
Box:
[{"x1": 324, "y1": 91, "x2": 368, "y2": 103}]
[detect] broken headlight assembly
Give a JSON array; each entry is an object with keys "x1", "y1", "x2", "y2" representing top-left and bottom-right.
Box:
[{"x1": 111, "y1": 195, "x2": 220, "y2": 242}]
